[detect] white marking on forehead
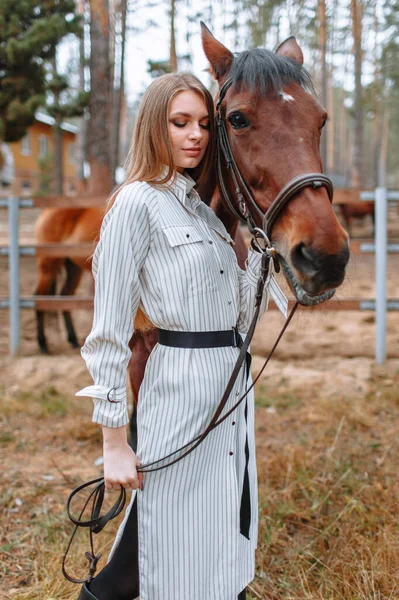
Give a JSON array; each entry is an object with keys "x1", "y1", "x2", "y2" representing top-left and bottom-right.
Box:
[{"x1": 279, "y1": 91, "x2": 295, "y2": 102}]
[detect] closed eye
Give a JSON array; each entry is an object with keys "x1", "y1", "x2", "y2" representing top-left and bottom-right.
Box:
[
  {"x1": 227, "y1": 112, "x2": 250, "y2": 130},
  {"x1": 172, "y1": 121, "x2": 210, "y2": 130}
]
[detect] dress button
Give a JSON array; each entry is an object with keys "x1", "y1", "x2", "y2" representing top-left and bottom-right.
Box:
[
  {"x1": 220, "y1": 269, "x2": 224, "y2": 274},
  {"x1": 232, "y1": 421, "x2": 236, "y2": 426},
  {"x1": 229, "y1": 451, "x2": 233, "y2": 456},
  {"x1": 209, "y1": 240, "x2": 213, "y2": 244},
  {"x1": 228, "y1": 300, "x2": 232, "y2": 305},
  {"x1": 236, "y1": 390, "x2": 240, "y2": 396},
  {"x1": 186, "y1": 233, "x2": 190, "y2": 238}
]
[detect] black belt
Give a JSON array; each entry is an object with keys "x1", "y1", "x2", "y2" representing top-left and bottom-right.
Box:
[{"x1": 158, "y1": 327, "x2": 243, "y2": 349}]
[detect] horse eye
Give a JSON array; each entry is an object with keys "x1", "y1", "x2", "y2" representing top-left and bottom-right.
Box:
[{"x1": 228, "y1": 112, "x2": 250, "y2": 130}]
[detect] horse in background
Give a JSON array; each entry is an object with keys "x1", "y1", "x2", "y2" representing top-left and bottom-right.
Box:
[
  {"x1": 337, "y1": 201, "x2": 375, "y2": 236},
  {"x1": 34, "y1": 207, "x2": 103, "y2": 353}
]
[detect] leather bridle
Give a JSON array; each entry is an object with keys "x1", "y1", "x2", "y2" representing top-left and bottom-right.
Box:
[{"x1": 215, "y1": 77, "x2": 334, "y2": 244}]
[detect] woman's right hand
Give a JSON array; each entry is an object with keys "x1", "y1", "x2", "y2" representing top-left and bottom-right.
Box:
[{"x1": 102, "y1": 426, "x2": 143, "y2": 491}]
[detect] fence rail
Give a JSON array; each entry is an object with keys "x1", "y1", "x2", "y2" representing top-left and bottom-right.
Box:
[
  {"x1": 2, "y1": 295, "x2": 399, "y2": 312},
  {"x1": 1, "y1": 239, "x2": 399, "y2": 258},
  {"x1": 1, "y1": 188, "x2": 398, "y2": 361}
]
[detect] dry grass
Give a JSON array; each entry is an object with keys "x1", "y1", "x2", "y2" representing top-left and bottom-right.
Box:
[{"x1": 0, "y1": 368, "x2": 398, "y2": 600}]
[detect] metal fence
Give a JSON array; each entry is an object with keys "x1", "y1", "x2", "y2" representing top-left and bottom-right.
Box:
[{"x1": 0, "y1": 189, "x2": 398, "y2": 362}]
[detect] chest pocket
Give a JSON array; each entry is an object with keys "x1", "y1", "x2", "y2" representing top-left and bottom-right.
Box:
[
  {"x1": 162, "y1": 225, "x2": 204, "y2": 247},
  {"x1": 161, "y1": 225, "x2": 218, "y2": 299}
]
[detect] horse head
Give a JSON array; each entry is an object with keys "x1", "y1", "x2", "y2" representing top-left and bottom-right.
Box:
[{"x1": 201, "y1": 24, "x2": 349, "y2": 306}]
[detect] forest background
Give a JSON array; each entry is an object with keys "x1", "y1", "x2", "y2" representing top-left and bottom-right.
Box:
[{"x1": 1, "y1": 0, "x2": 398, "y2": 198}]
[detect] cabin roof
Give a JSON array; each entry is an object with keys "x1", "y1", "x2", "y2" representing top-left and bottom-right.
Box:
[{"x1": 35, "y1": 112, "x2": 79, "y2": 134}]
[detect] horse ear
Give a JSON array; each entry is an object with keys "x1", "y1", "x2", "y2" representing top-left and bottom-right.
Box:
[
  {"x1": 275, "y1": 36, "x2": 304, "y2": 65},
  {"x1": 201, "y1": 21, "x2": 234, "y2": 81}
]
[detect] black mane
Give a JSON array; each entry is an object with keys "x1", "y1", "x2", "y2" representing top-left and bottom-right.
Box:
[{"x1": 229, "y1": 48, "x2": 314, "y2": 96}]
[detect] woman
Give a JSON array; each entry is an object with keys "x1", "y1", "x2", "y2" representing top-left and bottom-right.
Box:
[{"x1": 76, "y1": 72, "x2": 270, "y2": 600}]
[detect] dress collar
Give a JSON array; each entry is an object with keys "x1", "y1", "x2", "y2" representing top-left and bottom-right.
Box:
[{"x1": 157, "y1": 167, "x2": 196, "y2": 204}]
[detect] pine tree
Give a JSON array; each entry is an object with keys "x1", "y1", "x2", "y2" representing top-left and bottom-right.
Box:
[
  {"x1": 0, "y1": 0, "x2": 81, "y2": 143},
  {"x1": 46, "y1": 58, "x2": 88, "y2": 194}
]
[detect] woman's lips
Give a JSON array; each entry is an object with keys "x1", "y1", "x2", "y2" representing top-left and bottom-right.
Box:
[{"x1": 183, "y1": 148, "x2": 201, "y2": 156}]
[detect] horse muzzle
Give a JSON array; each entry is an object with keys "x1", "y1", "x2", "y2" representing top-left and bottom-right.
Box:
[{"x1": 278, "y1": 239, "x2": 350, "y2": 306}]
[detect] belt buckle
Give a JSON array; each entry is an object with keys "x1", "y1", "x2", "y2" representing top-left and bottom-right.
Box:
[{"x1": 232, "y1": 326, "x2": 240, "y2": 348}]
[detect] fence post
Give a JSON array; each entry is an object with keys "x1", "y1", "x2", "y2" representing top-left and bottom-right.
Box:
[
  {"x1": 375, "y1": 186, "x2": 387, "y2": 364},
  {"x1": 8, "y1": 195, "x2": 20, "y2": 356}
]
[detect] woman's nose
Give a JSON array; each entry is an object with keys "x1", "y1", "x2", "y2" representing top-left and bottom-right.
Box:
[{"x1": 188, "y1": 125, "x2": 202, "y2": 140}]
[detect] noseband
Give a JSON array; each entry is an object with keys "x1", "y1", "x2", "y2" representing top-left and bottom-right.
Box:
[{"x1": 215, "y1": 78, "x2": 334, "y2": 246}]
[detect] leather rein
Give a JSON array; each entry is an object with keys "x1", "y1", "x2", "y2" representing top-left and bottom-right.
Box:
[{"x1": 63, "y1": 77, "x2": 334, "y2": 585}]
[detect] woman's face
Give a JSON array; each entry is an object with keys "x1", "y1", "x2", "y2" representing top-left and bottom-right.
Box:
[{"x1": 168, "y1": 90, "x2": 210, "y2": 173}]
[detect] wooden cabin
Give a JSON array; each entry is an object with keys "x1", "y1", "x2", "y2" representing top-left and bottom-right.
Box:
[{"x1": 9, "y1": 112, "x2": 79, "y2": 197}]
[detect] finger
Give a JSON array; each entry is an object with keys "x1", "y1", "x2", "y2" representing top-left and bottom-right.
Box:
[
  {"x1": 138, "y1": 472, "x2": 144, "y2": 490},
  {"x1": 128, "y1": 477, "x2": 139, "y2": 490},
  {"x1": 104, "y1": 480, "x2": 114, "y2": 491},
  {"x1": 106, "y1": 481, "x2": 122, "y2": 492}
]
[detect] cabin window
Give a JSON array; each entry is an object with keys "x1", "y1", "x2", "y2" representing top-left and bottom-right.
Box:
[
  {"x1": 21, "y1": 135, "x2": 31, "y2": 156},
  {"x1": 22, "y1": 180, "x2": 31, "y2": 189},
  {"x1": 69, "y1": 142, "x2": 76, "y2": 165},
  {"x1": 39, "y1": 135, "x2": 48, "y2": 158}
]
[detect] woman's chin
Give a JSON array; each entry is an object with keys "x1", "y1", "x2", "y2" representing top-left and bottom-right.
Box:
[{"x1": 176, "y1": 156, "x2": 203, "y2": 171}]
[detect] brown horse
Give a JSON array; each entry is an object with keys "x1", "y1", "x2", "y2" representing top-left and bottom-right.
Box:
[
  {"x1": 337, "y1": 201, "x2": 375, "y2": 236},
  {"x1": 127, "y1": 26, "x2": 349, "y2": 444},
  {"x1": 34, "y1": 207, "x2": 103, "y2": 353}
]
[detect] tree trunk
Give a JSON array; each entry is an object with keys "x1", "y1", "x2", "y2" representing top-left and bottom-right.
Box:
[
  {"x1": 88, "y1": 0, "x2": 112, "y2": 195},
  {"x1": 350, "y1": 0, "x2": 364, "y2": 188},
  {"x1": 169, "y1": 0, "x2": 178, "y2": 72},
  {"x1": 327, "y1": 66, "x2": 335, "y2": 173},
  {"x1": 53, "y1": 116, "x2": 64, "y2": 195},
  {"x1": 110, "y1": 0, "x2": 127, "y2": 185},
  {"x1": 338, "y1": 88, "x2": 347, "y2": 177},
  {"x1": 51, "y1": 57, "x2": 64, "y2": 196},
  {"x1": 75, "y1": 0, "x2": 88, "y2": 193},
  {"x1": 318, "y1": 0, "x2": 327, "y2": 170},
  {"x1": 378, "y1": 104, "x2": 390, "y2": 187},
  {"x1": 371, "y1": 4, "x2": 381, "y2": 188}
]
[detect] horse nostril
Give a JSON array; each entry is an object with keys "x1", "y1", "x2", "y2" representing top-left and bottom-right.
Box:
[
  {"x1": 291, "y1": 243, "x2": 318, "y2": 276},
  {"x1": 290, "y1": 241, "x2": 349, "y2": 292}
]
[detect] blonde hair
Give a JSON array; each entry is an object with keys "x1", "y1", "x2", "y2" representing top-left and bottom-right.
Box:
[{"x1": 108, "y1": 72, "x2": 216, "y2": 209}]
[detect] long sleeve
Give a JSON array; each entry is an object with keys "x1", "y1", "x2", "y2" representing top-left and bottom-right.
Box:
[
  {"x1": 236, "y1": 248, "x2": 270, "y2": 333},
  {"x1": 76, "y1": 183, "x2": 151, "y2": 427}
]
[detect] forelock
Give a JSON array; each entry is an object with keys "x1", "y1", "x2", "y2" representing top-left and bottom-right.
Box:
[{"x1": 229, "y1": 48, "x2": 314, "y2": 96}]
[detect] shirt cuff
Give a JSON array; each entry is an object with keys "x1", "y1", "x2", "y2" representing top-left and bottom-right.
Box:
[
  {"x1": 245, "y1": 248, "x2": 263, "y2": 286},
  {"x1": 92, "y1": 399, "x2": 130, "y2": 428},
  {"x1": 76, "y1": 385, "x2": 129, "y2": 428}
]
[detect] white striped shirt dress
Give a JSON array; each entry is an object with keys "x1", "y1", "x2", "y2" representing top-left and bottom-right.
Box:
[{"x1": 76, "y1": 171, "x2": 272, "y2": 600}]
